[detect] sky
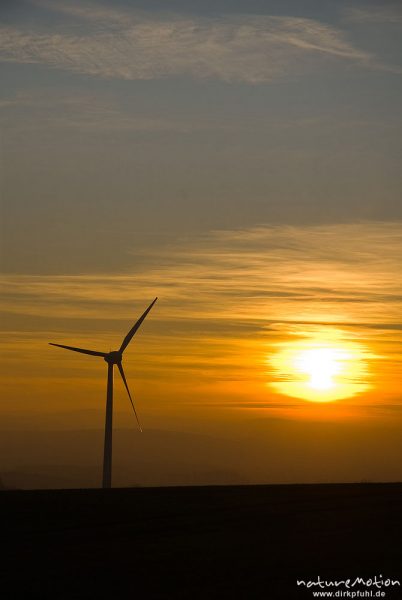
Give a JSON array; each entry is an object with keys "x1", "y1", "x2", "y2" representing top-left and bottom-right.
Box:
[{"x1": 0, "y1": 0, "x2": 401, "y2": 487}]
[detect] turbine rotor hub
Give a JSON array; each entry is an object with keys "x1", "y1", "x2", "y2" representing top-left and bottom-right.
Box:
[{"x1": 104, "y1": 351, "x2": 122, "y2": 364}]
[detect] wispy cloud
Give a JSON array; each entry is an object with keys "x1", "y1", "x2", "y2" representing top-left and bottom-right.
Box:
[
  {"x1": 1, "y1": 221, "x2": 401, "y2": 326},
  {"x1": 0, "y1": 1, "x2": 385, "y2": 83}
]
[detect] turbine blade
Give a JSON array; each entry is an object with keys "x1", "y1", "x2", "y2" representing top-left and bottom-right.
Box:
[
  {"x1": 117, "y1": 362, "x2": 142, "y2": 432},
  {"x1": 119, "y1": 297, "x2": 157, "y2": 353},
  {"x1": 49, "y1": 343, "x2": 107, "y2": 358}
]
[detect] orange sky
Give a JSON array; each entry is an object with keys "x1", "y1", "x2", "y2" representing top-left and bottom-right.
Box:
[{"x1": 1, "y1": 222, "x2": 401, "y2": 486}]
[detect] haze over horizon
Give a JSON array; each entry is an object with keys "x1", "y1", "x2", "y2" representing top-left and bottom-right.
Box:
[{"x1": 1, "y1": 0, "x2": 401, "y2": 488}]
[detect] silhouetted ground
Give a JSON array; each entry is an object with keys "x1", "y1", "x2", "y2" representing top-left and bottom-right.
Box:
[{"x1": 1, "y1": 483, "x2": 401, "y2": 599}]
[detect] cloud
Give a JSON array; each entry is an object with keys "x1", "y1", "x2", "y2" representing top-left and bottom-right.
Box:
[
  {"x1": 0, "y1": 2, "x2": 381, "y2": 83},
  {"x1": 1, "y1": 221, "x2": 401, "y2": 327}
]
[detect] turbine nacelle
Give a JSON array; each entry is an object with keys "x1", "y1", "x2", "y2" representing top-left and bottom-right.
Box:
[{"x1": 104, "y1": 351, "x2": 123, "y2": 364}]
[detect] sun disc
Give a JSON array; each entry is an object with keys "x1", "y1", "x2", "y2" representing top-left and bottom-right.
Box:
[
  {"x1": 295, "y1": 347, "x2": 345, "y2": 390},
  {"x1": 268, "y1": 338, "x2": 370, "y2": 403}
]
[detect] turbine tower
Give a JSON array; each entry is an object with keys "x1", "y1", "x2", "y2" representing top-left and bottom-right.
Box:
[{"x1": 49, "y1": 298, "x2": 157, "y2": 489}]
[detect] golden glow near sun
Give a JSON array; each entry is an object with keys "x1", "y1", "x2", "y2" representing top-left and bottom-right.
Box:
[{"x1": 268, "y1": 336, "x2": 371, "y2": 403}]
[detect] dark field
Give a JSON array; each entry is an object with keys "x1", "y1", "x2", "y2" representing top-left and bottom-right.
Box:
[{"x1": 2, "y1": 483, "x2": 402, "y2": 599}]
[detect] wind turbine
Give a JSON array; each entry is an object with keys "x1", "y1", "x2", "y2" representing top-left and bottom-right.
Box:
[{"x1": 49, "y1": 298, "x2": 157, "y2": 489}]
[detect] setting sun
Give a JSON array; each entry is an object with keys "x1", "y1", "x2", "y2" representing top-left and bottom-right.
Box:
[
  {"x1": 268, "y1": 335, "x2": 371, "y2": 403},
  {"x1": 295, "y1": 347, "x2": 345, "y2": 391}
]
